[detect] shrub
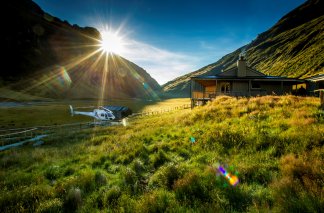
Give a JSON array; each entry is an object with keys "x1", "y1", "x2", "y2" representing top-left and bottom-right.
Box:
[
  {"x1": 95, "y1": 171, "x2": 107, "y2": 186},
  {"x1": 44, "y1": 165, "x2": 62, "y2": 180},
  {"x1": 123, "y1": 168, "x2": 139, "y2": 194},
  {"x1": 136, "y1": 189, "x2": 178, "y2": 213},
  {"x1": 124, "y1": 168, "x2": 137, "y2": 186},
  {"x1": 132, "y1": 159, "x2": 145, "y2": 175},
  {"x1": 105, "y1": 186, "x2": 122, "y2": 205},
  {"x1": 116, "y1": 194, "x2": 136, "y2": 213},
  {"x1": 64, "y1": 187, "x2": 82, "y2": 211},
  {"x1": 178, "y1": 148, "x2": 191, "y2": 160},
  {"x1": 219, "y1": 186, "x2": 252, "y2": 212},
  {"x1": 173, "y1": 172, "x2": 209, "y2": 202},
  {"x1": 0, "y1": 185, "x2": 54, "y2": 212},
  {"x1": 152, "y1": 150, "x2": 170, "y2": 168},
  {"x1": 148, "y1": 163, "x2": 185, "y2": 190},
  {"x1": 77, "y1": 170, "x2": 96, "y2": 193},
  {"x1": 36, "y1": 198, "x2": 63, "y2": 213},
  {"x1": 97, "y1": 185, "x2": 122, "y2": 208},
  {"x1": 271, "y1": 153, "x2": 324, "y2": 212},
  {"x1": 64, "y1": 167, "x2": 75, "y2": 176}
]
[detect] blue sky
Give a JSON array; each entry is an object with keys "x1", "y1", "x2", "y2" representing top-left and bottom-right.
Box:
[{"x1": 33, "y1": 0, "x2": 306, "y2": 84}]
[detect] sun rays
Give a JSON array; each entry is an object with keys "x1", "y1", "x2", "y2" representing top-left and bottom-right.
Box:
[
  {"x1": 99, "y1": 31, "x2": 125, "y2": 54},
  {"x1": 9, "y1": 24, "x2": 159, "y2": 103}
]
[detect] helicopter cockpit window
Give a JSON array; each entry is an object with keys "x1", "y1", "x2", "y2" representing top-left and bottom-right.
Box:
[
  {"x1": 105, "y1": 114, "x2": 108, "y2": 119},
  {"x1": 100, "y1": 113, "x2": 104, "y2": 117},
  {"x1": 108, "y1": 113, "x2": 113, "y2": 118}
]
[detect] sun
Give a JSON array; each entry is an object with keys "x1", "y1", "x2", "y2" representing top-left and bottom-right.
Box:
[{"x1": 100, "y1": 31, "x2": 125, "y2": 54}]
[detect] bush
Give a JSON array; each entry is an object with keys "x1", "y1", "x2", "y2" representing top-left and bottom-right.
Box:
[
  {"x1": 152, "y1": 150, "x2": 170, "y2": 168},
  {"x1": 0, "y1": 185, "x2": 54, "y2": 212},
  {"x1": 271, "y1": 153, "x2": 324, "y2": 212},
  {"x1": 64, "y1": 187, "x2": 82, "y2": 211},
  {"x1": 123, "y1": 168, "x2": 139, "y2": 194},
  {"x1": 105, "y1": 186, "x2": 122, "y2": 205},
  {"x1": 136, "y1": 189, "x2": 178, "y2": 213},
  {"x1": 218, "y1": 186, "x2": 252, "y2": 212},
  {"x1": 64, "y1": 167, "x2": 75, "y2": 176},
  {"x1": 95, "y1": 171, "x2": 107, "y2": 186},
  {"x1": 44, "y1": 165, "x2": 62, "y2": 180},
  {"x1": 148, "y1": 163, "x2": 185, "y2": 190},
  {"x1": 77, "y1": 170, "x2": 96, "y2": 193},
  {"x1": 173, "y1": 172, "x2": 209, "y2": 202},
  {"x1": 116, "y1": 194, "x2": 136, "y2": 213},
  {"x1": 97, "y1": 185, "x2": 122, "y2": 208},
  {"x1": 36, "y1": 198, "x2": 63, "y2": 213},
  {"x1": 132, "y1": 159, "x2": 146, "y2": 175}
]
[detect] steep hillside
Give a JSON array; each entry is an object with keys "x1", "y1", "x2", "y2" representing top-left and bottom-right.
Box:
[
  {"x1": 0, "y1": 0, "x2": 160, "y2": 100},
  {"x1": 163, "y1": 0, "x2": 324, "y2": 97}
]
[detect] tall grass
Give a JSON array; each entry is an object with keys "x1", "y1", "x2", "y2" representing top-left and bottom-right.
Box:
[{"x1": 0, "y1": 95, "x2": 323, "y2": 212}]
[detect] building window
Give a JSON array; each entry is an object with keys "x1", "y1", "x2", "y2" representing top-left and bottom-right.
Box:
[
  {"x1": 221, "y1": 83, "x2": 230, "y2": 93},
  {"x1": 251, "y1": 82, "x2": 261, "y2": 89}
]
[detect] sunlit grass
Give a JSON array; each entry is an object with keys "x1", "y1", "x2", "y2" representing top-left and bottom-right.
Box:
[{"x1": 0, "y1": 95, "x2": 323, "y2": 212}]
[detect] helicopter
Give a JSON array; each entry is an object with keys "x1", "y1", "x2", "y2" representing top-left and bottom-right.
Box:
[{"x1": 69, "y1": 105, "x2": 116, "y2": 121}]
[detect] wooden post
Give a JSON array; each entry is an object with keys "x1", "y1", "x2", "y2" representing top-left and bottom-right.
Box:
[
  {"x1": 203, "y1": 86, "x2": 205, "y2": 99},
  {"x1": 248, "y1": 80, "x2": 251, "y2": 96},
  {"x1": 295, "y1": 84, "x2": 297, "y2": 95},
  {"x1": 190, "y1": 79, "x2": 193, "y2": 99}
]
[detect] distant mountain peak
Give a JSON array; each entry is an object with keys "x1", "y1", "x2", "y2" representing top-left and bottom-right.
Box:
[{"x1": 0, "y1": 0, "x2": 161, "y2": 100}]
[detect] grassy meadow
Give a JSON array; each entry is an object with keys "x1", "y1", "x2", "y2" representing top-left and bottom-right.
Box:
[{"x1": 0, "y1": 95, "x2": 323, "y2": 212}]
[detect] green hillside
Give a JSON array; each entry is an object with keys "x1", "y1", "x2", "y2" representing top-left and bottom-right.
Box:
[
  {"x1": 1, "y1": 96, "x2": 323, "y2": 212},
  {"x1": 163, "y1": 0, "x2": 324, "y2": 97}
]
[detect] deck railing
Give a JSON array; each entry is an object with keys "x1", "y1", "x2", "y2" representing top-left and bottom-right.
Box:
[{"x1": 192, "y1": 90, "x2": 268, "y2": 99}]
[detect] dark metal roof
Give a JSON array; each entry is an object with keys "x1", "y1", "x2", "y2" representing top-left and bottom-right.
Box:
[
  {"x1": 103, "y1": 106, "x2": 130, "y2": 112},
  {"x1": 306, "y1": 74, "x2": 324, "y2": 82},
  {"x1": 191, "y1": 75, "x2": 305, "y2": 82}
]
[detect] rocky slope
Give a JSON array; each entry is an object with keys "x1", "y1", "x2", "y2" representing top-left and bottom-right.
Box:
[{"x1": 163, "y1": 0, "x2": 324, "y2": 97}]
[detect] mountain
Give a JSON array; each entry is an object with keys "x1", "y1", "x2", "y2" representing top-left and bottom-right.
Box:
[
  {"x1": 0, "y1": 0, "x2": 160, "y2": 100},
  {"x1": 162, "y1": 0, "x2": 324, "y2": 97}
]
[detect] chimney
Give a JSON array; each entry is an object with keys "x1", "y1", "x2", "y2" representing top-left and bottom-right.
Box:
[{"x1": 237, "y1": 54, "x2": 247, "y2": 77}]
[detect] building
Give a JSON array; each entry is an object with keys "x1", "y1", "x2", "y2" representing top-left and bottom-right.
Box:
[
  {"x1": 102, "y1": 106, "x2": 132, "y2": 120},
  {"x1": 306, "y1": 74, "x2": 324, "y2": 94},
  {"x1": 190, "y1": 55, "x2": 305, "y2": 108}
]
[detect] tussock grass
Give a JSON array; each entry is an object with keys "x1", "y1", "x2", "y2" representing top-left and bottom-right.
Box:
[{"x1": 0, "y1": 95, "x2": 323, "y2": 212}]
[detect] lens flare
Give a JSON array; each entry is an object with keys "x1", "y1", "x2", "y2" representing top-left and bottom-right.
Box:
[
  {"x1": 42, "y1": 66, "x2": 72, "y2": 93},
  {"x1": 212, "y1": 163, "x2": 239, "y2": 186}
]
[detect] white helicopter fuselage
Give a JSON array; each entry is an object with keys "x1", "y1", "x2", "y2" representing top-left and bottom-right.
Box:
[{"x1": 70, "y1": 105, "x2": 115, "y2": 121}]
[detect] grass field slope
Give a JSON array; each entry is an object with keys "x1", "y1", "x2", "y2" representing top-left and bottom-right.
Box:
[{"x1": 0, "y1": 96, "x2": 323, "y2": 212}]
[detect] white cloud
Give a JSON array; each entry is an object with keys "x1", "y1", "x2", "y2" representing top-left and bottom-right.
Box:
[{"x1": 121, "y1": 40, "x2": 200, "y2": 85}]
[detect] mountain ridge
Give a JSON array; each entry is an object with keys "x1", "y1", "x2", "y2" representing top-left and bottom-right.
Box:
[
  {"x1": 162, "y1": 0, "x2": 324, "y2": 97},
  {"x1": 0, "y1": 0, "x2": 161, "y2": 100}
]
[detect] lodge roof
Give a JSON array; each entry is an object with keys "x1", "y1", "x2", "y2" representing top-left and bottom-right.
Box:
[
  {"x1": 306, "y1": 74, "x2": 324, "y2": 82},
  {"x1": 191, "y1": 75, "x2": 305, "y2": 82},
  {"x1": 191, "y1": 56, "x2": 306, "y2": 83}
]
